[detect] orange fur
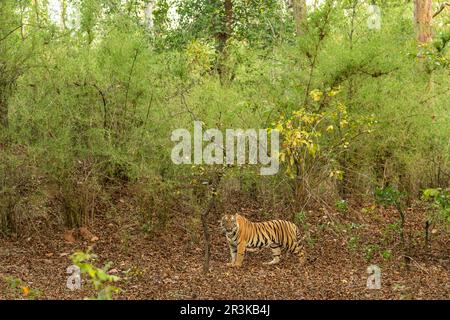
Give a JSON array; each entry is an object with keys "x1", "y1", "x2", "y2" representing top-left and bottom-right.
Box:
[{"x1": 221, "y1": 214, "x2": 306, "y2": 267}]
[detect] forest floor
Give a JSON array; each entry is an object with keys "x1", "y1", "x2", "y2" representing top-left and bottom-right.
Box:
[{"x1": 0, "y1": 196, "x2": 449, "y2": 300}]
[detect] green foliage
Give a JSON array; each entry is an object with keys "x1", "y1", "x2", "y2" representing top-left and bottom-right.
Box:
[
  {"x1": 364, "y1": 244, "x2": 380, "y2": 261},
  {"x1": 294, "y1": 210, "x2": 306, "y2": 225},
  {"x1": 70, "y1": 248, "x2": 121, "y2": 300},
  {"x1": 375, "y1": 186, "x2": 403, "y2": 207},
  {"x1": 381, "y1": 249, "x2": 393, "y2": 260},
  {"x1": 185, "y1": 39, "x2": 216, "y2": 80},
  {"x1": 0, "y1": 0, "x2": 448, "y2": 240},
  {"x1": 3, "y1": 276, "x2": 41, "y2": 300},
  {"x1": 335, "y1": 199, "x2": 348, "y2": 213},
  {"x1": 173, "y1": 0, "x2": 292, "y2": 48},
  {"x1": 422, "y1": 188, "x2": 450, "y2": 224},
  {"x1": 347, "y1": 236, "x2": 359, "y2": 251}
]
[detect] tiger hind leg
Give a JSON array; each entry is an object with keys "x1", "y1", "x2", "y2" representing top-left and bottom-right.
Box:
[{"x1": 264, "y1": 244, "x2": 281, "y2": 265}]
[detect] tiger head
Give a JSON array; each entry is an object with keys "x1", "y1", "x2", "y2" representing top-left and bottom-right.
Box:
[{"x1": 220, "y1": 214, "x2": 238, "y2": 234}]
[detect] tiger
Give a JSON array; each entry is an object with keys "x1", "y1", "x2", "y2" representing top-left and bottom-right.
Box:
[{"x1": 220, "y1": 213, "x2": 306, "y2": 267}]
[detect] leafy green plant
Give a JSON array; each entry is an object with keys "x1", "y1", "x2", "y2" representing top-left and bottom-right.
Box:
[
  {"x1": 381, "y1": 249, "x2": 393, "y2": 260},
  {"x1": 335, "y1": 199, "x2": 348, "y2": 213},
  {"x1": 294, "y1": 210, "x2": 306, "y2": 225},
  {"x1": 70, "y1": 248, "x2": 121, "y2": 300},
  {"x1": 374, "y1": 186, "x2": 403, "y2": 207},
  {"x1": 375, "y1": 186, "x2": 407, "y2": 253},
  {"x1": 3, "y1": 276, "x2": 41, "y2": 300},
  {"x1": 347, "y1": 236, "x2": 359, "y2": 251},
  {"x1": 422, "y1": 188, "x2": 450, "y2": 248},
  {"x1": 364, "y1": 244, "x2": 380, "y2": 262},
  {"x1": 422, "y1": 188, "x2": 450, "y2": 223}
]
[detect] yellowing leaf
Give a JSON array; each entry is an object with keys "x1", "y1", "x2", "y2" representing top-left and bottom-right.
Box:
[
  {"x1": 309, "y1": 89, "x2": 323, "y2": 102},
  {"x1": 22, "y1": 286, "x2": 30, "y2": 297},
  {"x1": 340, "y1": 119, "x2": 348, "y2": 127}
]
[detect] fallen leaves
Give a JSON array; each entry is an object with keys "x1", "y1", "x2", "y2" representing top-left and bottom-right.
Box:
[
  {"x1": 79, "y1": 227, "x2": 98, "y2": 242},
  {"x1": 63, "y1": 227, "x2": 99, "y2": 243},
  {"x1": 63, "y1": 229, "x2": 76, "y2": 243},
  {"x1": 1, "y1": 204, "x2": 448, "y2": 300}
]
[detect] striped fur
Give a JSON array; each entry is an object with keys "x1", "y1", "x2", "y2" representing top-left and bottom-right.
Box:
[{"x1": 220, "y1": 214, "x2": 306, "y2": 267}]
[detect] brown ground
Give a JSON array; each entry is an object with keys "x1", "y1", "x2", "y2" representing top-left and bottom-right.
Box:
[{"x1": 0, "y1": 200, "x2": 449, "y2": 300}]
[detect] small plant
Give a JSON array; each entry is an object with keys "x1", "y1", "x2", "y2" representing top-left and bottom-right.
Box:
[
  {"x1": 374, "y1": 186, "x2": 403, "y2": 207},
  {"x1": 294, "y1": 210, "x2": 306, "y2": 225},
  {"x1": 381, "y1": 249, "x2": 393, "y2": 260},
  {"x1": 70, "y1": 248, "x2": 121, "y2": 300},
  {"x1": 421, "y1": 188, "x2": 450, "y2": 247},
  {"x1": 422, "y1": 188, "x2": 450, "y2": 223},
  {"x1": 3, "y1": 276, "x2": 41, "y2": 300},
  {"x1": 381, "y1": 221, "x2": 401, "y2": 242},
  {"x1": 364, "y1": 244, "x2": 380, "y2": 262},
  {"x1": 347, "y1": 236, "x2": 359, "y2": 251},
  {"x1": 335, "y1": 199, "x2": 348, "y2": 213},
  {"x1": 375, "y1": 186, "x2": 407, "y2": 254},
  {"x1": 142, "y1": 221, "x2": 154, "y2": 234}
]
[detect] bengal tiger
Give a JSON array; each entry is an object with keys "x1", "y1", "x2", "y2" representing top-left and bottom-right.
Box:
[{"x1": 220, "y1": 213, "x2": 306, "y2": 267}]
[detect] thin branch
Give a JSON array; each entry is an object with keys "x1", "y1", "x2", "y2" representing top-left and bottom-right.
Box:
[
  {"x1": 124, "y1": 48, "x2": 140, "y2": 112},
  {"x1": 180, "y1": 91, "x2": 198, "y2": 121},
  {"x1": 433, "y1": 2, "x2": 450, "y2": 18},
  {"x1": 91, "y1": 83, "x2": 108, "y2": 130},
  {"x1": 0, "y1": 26, "x2": 22, "y2": 42}
]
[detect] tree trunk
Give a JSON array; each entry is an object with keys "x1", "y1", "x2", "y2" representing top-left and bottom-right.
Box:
[
  {"x1": 61, "y1": 0, "x2": 67, "y2": 30},
  {"x1": 424, "y1": 220, "x2": 430, "y2": 249},
  {"x1": 414, "y1": 0, "x2": 433, "y2": 43},
  {"x1": 216, "y1": 0, "x2": 233, "y2": 83},
  {"x1": 32, "y1": 0, "x2": 41, "y2": 24},
  {"x1": 217, "y1": 0, "x2": 233, "y2": 52},
  {"x1": 201, "y1": 192, "x2": 216, "y2": 274},
  {"x1": 201, "y1": 170, "x2": 223, "y2": 273},
  {"x1": 144, "y1": 0, "x2": 155, "y2": 30},
  {"x1": 292, "y1": 0, "x2": 307, "y2": 36}
]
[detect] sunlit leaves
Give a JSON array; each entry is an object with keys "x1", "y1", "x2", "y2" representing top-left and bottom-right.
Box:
[
  {"x1": 70, "y1": 248, "x2": 121, "y2": 300},
  {"x1": 309, "y1": 89, "x2": 323, "y2": 101},
  {"x1": 273, "y1": 87, "x2": 377, "y2": 179},
  {"x1": 185, "y1": 39, "x2": 216, "y2": 80},
  {"x1": 422, "y1": 188, "x2": 450, "y2": 224}
]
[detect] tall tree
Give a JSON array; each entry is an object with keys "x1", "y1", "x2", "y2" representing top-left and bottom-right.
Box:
[
  {"x1": 292, "y1": 0, "x2": 307, "y2": 36},
  {"x1": 217, "y1": 0, "x2": 233, "y2": 52},
  {"x1": 61, "y1": 0, "x2": 67, "y2": 30},
  {"x1": 144, "y1": 0, "x2": 155, "y2": 30},
  {"x1": 414, "y1": 0, "x2": 433, "y2": 43}
]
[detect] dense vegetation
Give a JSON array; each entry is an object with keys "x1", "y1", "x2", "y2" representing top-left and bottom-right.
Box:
[{"x1": 0, "y1": 0, "x2": 448, "y2": 300}]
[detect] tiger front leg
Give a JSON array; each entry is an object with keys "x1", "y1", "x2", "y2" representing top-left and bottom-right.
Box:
[
  {"x1": 293, "y1": 243, "x2": 307, "y2": 265},
  {"x1": 233, "y1": 242, "x2": 247, "y2": 267},
  {"x1": 226, "y1": 243, "x2": 237, "y2": 267},
  {"x1": 298, "y1": 247, "x2": 307, "y2": 265}
]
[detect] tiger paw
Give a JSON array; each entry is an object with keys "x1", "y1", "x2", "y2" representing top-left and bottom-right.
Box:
[{"x1": 298, "y1": 255, "x2": 307, "y2": 266}]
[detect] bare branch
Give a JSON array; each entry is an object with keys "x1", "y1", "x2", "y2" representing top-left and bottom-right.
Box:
[
  {"x1": 433, "y1": 2, "x2": 450, "y2": 18},
  {"x1": 0, "y1": 26, "x2": 22, "y2": 43}
]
